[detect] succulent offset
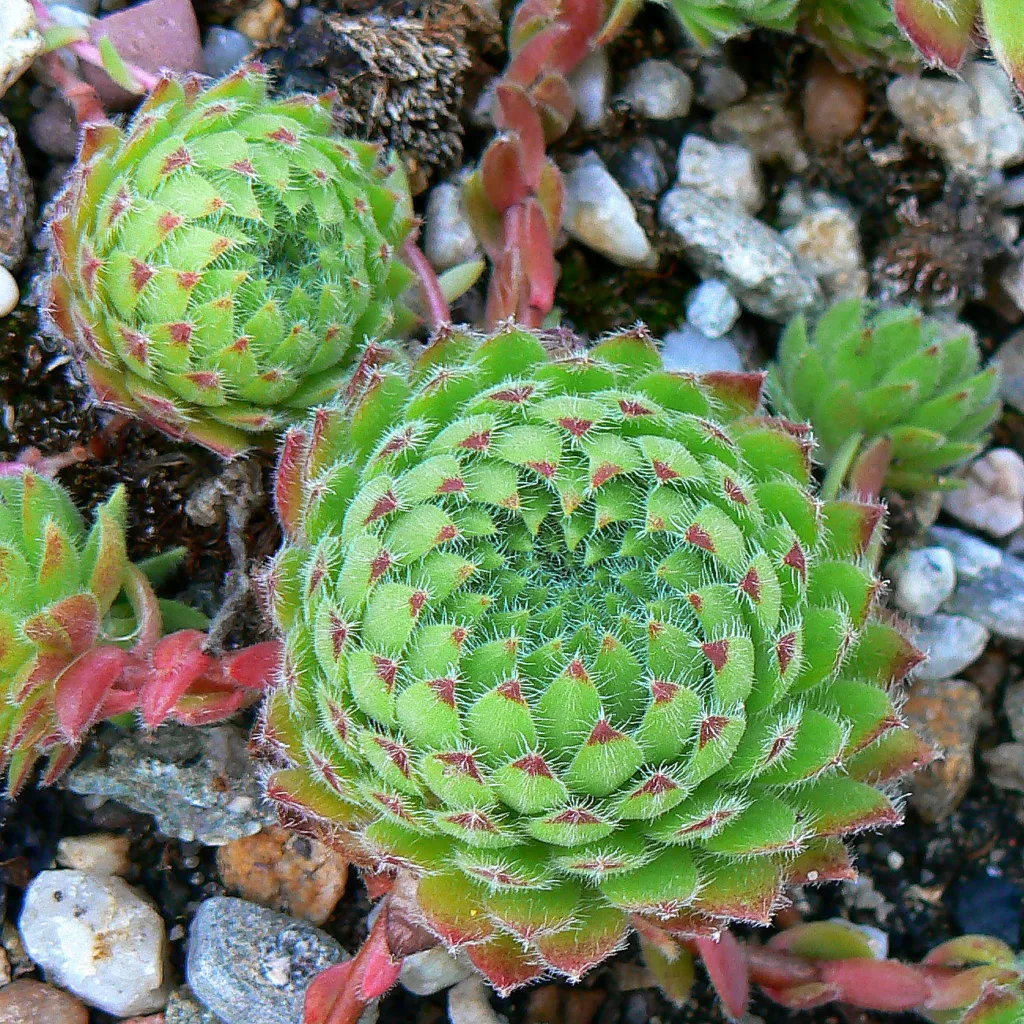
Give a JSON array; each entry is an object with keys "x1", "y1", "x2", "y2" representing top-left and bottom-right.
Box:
[
  {"x1": 258, "y1": 325, "x2": 930, "y2": 994},
  {"x1": 42, "y1": 65, "x2": 415, "y2": 457},
  {"x1": 768, "y1": 299, "x2": 1001, "y2": 495},
  {"x1": 655, "y1": 0, "x2": 916, "y2": 66},
  {"x1": 0, "y1": 465, "x2": 277, "y2": 796}
]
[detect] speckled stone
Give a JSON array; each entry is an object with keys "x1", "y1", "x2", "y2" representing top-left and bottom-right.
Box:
[
  {"x1": 186, "y1": 897, "x2": 374, "y2": 1024},
  {"x1": 165, "y1": 986, "x2": 216, "y2": 1024},
  {"x1": 0, "y1": 979, "x2": 88, "y2": 1024},
  {"x1": 65, "y1": 725, "x2": 276, "y2": 846},
  {"x1": 0, "y1": 113, "x2": 33, "y2": 271}
]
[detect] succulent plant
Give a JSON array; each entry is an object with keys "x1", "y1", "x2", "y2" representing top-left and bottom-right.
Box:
[
  {"x1": 768, "y1": 298, "x2": 1001, "y2": 497},
  {"x1": 258, "y1": 324, "x2": 930, "y2": 999},
  {"x1": 0, "y1": 464, "x2": 278, "y2": 795},
  {"x1": 654, "y1": 0, "x2": 915, "y2": 66},
  {"x1": 42, "y1": 64, "x2": 416, "y2": 458},
  {"x1": 895, "y1": 0, "x2": 1024, "y2": 93}
]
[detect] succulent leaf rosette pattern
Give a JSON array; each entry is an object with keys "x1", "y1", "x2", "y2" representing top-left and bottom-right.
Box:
[
  {"x1": 768, "y1": 299, "x2": 1001, "y2": 495},
  {"x1": 257, "y1": 325, "x2": 930, "y2": 993},
  {"x1": 42, "y1": 66, "x2": 416, "y2": 457}
]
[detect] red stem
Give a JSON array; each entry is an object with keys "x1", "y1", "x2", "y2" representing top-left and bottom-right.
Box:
[
  {"x1": 401, "y1": 238, "x2": 452, "y2": 331},
  {"x1": 41, "y1": 54, "x2": 107, "y2": 125}
]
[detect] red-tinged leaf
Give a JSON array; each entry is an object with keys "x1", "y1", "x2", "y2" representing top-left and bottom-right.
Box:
[
  {"x1": 464, "y1": 931, "x2": 546, "y2": 996},
  {"x1": 924, "y1": 936, "x2": 1018, "y2": 970},
  {"x1": 921, "y1": 965, "x2": 1019, "y2": 1012},
  {"x1": 983, "y1": 0, "x2": 1024, "y2": 94},
  {"x1": 122, "y1": 563, "x2": 162, "y2": 653},
  {"x1": 42, "y1": 743, "x2": 78, "y2": 787},
  {"x1": 767, "y1": 921, "x2": 875, "y2": 961},
  {"x1": 759, "y1": 982, "x2": 840, "y2": 1010},
  {"x1": 481, "y1": 137, "x2": 530, "y2": 214},
  {"x1": 745, "y1": 946, "x2": 821, "y2": 989},
  {"x1": 509, "y1": 0, "x2": 559, "y2": 46},
  {"x1": 700, "y1": 371, "x2": 767, "y2": 418},
  {"x1": 140, "y1": 629, "x2": 216, "y2": 727},
  {"x1": 642, "y1": 937, "x2": 695, "y2": 1006},
  {"x1": 357, "y1": 905, "x2": 403, "y2": 1000},
  {"x1": 168, "y1": 687, "x2": 250, "y2": 726},
  {"x1": 276, "y1": 427, "x2": 309, "y2": 543},
  {"x1": 595, "y1": 0, "x2": 644, "y2": 45},
  {"x1": 462, "y1": 171, "x2": 505, "y2": 261},
  {"x1": 697, "y1": 932, "x2": 750, "y2": 1022},
  {"x1": 531, "y1": 73, "x2": 575, "y2": 142},
  {"x1": 630, "y1": 915, "x2": 690, "y2": 959},
  {"x1": 817, "y1": 959, "x2": 930, "y2": 1011},
  {"x1": 304, "y1": 961, "x2": 360, "y2": 1024},
  {"x1": 54, "y1": 646, "x2": 129, "y2": 740},
  {"x1": 536, "y1": 160, "x2": 565, "y2": 237},
  {"x1": 894, "y1": 0, "x2": 976, "y2": 71},
  {"x1": 222, "y1": 640, "x2": 282, "y2": 690},
  {"x1": 849, "y1": 436, "x2": 892, "y2": 501},
  {"x1": 486, "y1": 249, "x2": 524, "y2": 329},
  {"x1": 522, "y1": 198, "x2": 556, "y2": 319},
  {"x1": 548, "y1": 0, "x2": 603, "y2": 73},
  {"x1": 961, "y1": 986, "x2": 1024, "y2": 1024},
  {"x1": 495, "y1": 84, "x2": 545, "y2": 189},
  {"x1": 505, "y1": 23, "x2": 568, "y2": 87}
]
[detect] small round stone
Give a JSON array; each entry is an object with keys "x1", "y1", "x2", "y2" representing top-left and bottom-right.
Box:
[
  {"x1": 0, "y1": 266, "x2": 18, "y2": 316},
  {"x1": 423, "y1": 181, "x2": 480, "y2": 272},
  {"x1": 802, "y1": 59, "x2": 867, "y2": 148},
  {"x1": 943, "y1": 448, "x2": 1024, "y2": 537},
  {"x1": 661, "y1": 323, "x2": 743, "y2": 373},
  {"x1": 620, "y1": 59, "x2": 693, "y2": 121},
  {"x1": 56, "y1": 833, "x2": 131, "y2": 876},
  {"x1": 0, "y1": 979, "x2": 89, "y2": 1024},
  {"x1": 886, "y1": 546, "x2": 956, "y2": 617},
  {"x1": 675, "y1": 134, "x2": 764, "y2": 214},
  {"x1": 202, "y1": 26, "x2": 253, "y2": 77},
  {"x1": 685, "y1": 279, "x2": 740, "y2": 338}
]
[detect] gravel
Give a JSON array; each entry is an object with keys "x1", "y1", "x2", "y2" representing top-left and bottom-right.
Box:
[
  {"x1": 911, "y1": 613, "x2": 991, "y2": 680},
  {"x1": 685, "y1": 279, "x2": 741, "y2": 337},
  {"x1": 620, "y1": 59, "x2": 693, "y2": 121},
  {"x1": 943, "y1": 556, "x2": 1024, "y2": 641},
  {"x1": 886, "y1": 547, "x2": 957, "y2": 617},
  {"x1": 674, "y1": 134, "x2": 764, "y2": 214},
  {"x1": 942, "y1": 448, "x2": 1024, "y2": 538}
]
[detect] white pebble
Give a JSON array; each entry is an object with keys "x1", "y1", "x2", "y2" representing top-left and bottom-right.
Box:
[
  {"x1": 0, "y1": 266, "x2": 18, "y2": 316},
  {"x1": 423, "y1": 181, "x2": 481, "y2": 272},
  {"x1": 399, "y1": 946, "x2": 473, "y2": 996},
  {"x1": 448, "y1": 976, "x2": 500, "y2": 1024},
  {"x1": 675, "y1": 134, "x2": 764, "y2": 214},
  {"x1": 562, "y1": 152, "x2": 657, "y2": 269},
  {"x1": 56, "y1": 834, "x2": 131, "y2": 877},
  {"x1": 686, "y1": 279, "x2": 740, "y2": 337},
  {"x1": 661, "y1": 323, "x2": 743, "y2": 374},
  {"x1": 620, "y1": 59, "x2": 693, "y2": 120},
  {"x1": 19, "y1": 870, "x2": 171, "y2": 1016},
  {"x1": 568, "y1": 48, "x2": 610, "y2": 131},
  {"x1": 886, "y1": 546, "x2": 957, "y2": 617},
  {"x1": 943, "y1": 448, "x2": 1024, "y2": 537}
]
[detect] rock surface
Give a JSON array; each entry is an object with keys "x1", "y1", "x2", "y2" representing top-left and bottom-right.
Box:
[
  {"x1": 165, "y1": 986, "x2": 216, "y2": 1024},
  {"x1": 659, "y1": 186, "x2": 821, "y2": 321},
  {"x1": 927, "y1": 525, "x2": 1003, "y2": 580},
  {"x1": 942, "y1": 448, "x2": 1024, "y2": 537},
  {"x1": 887, "y1": 62, "x2": 1024, "y2": 177},
  {"x1": 983, "y1": 743, "x2": 1024, "y2": 793},
  {"x1": 0, "y1": 267, "x2": 17, "y2": 317},
  {"x1": 0, "y1": 979, "x2": 89, "y2": 1024},
  {"x1": 424, "y1": 180, "x2": 480, "y2": 272},
  {"x1": 0, "y1": 114, "x2": 32, "y2": 271},
  {"x1": 674, "y1": 134, "x2": 764, "y2": 214},
  {"x1": 0, "y1": 1, "x2": 43, "y2": 100},
  {"x1": 711, "y1": 93, "x2": 807, "y2": 171},
  {"x1": 563, "y1": 152, "x2": 657, "y2": 269},
  {"x1": 886, "y1": 547, "x2": 956, "y2": 617},
  {"x1": 995, "y1": 328, "x2": 1024, "y2": 413},
  {"x1": 912, "y1": 613, "x2": 990, "y2": 680},
  {"x1": 568, "y1": 48, "x2": 610, "y2": 131},
  {"x1": 215, "y1": 826, "x2": 349, "y2": 926},
  {"x1": 19, "y1": 870, "x2": 170, "y2": 1016},
  {"x1": 620, "y1": 59, "x2": 693, "y2": 120},
  {"x1": 448, "y1": 976, "x2": 500, "y2": 1024},
  {"x1": 779, "y1": 192, "x2": 867, "y2": 300},
  {"x1": 65, "y1": 724, "x2": 276, "y2": 846},
  {"x1": 56, "y1": 833, "x2": 132, "y2": 876},
  {"x1": 685, "y1": 278, "x2": 740, "y2": 337},
  {"x1": 944, "y1": 557, "x2": 1024, "y2": 641},
  {"x1": 202, "y1": 26, "x2": 253, "y2": 77},
  {"x1": 186, "y1": 898, "x2": 366, "y2": 1024},
  {"x1": 902, "y1": 679, "x2": 983, "y2": 823},
  {"x1": 661, "y1": 324, "x2": 743, "y2": 373},
  {"x1": 399, "y1": 947, "x2": 474, "y2": 996}
]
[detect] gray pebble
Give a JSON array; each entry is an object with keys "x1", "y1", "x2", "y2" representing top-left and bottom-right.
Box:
[
  {"x1": 28, "y1": 98, "x2": 79, "y2": 160},
  {"x1": 1005, "y1": 681, "x2": 1024, "y2": 743},
  {"x1": 911, "y1": 613, "x2": 990, "y2": 680},
  {"x1": 620, "y1": 59, "x2": 693, "y2": 121},
  {"x1": 983, "y1": 743, "x2": 1024, "y2": 793},
  {"x1": 423, "y1": 180, "x2": 480, "y2": 272},
  {"x1": 202, "y1": 27, "x2": 253, "y2": 77},
  {"x1": 696, "y1": 62, "x2": 747, "y2": 111},
  {"x1": 927, "y1": 524, "x2": 1003, "y2": 580},
  {"x1": 994, "y1": 328, "x2": 1024, "y2": 414},
  {"x1": 886, "y1": 547, "x2": 956, "y2": 617},
  {"x1": 399, "y1": 947, "x2": 473, "y2": 996},
  {"x1": 0, "y1": 113, "x2": 33, "y2": 271},
  {"x1": 568, "y1": 48, "x2": 610, "y2": 131},
  {"x1": 610, "y1": 138, "x2": 669, "y2": 197},
  {"x1": 659, "y1": 186, "x2": 821, "y2": 322},
  {"x1": 187, "y1": 897, "x2": 372, "y2": 1024},
  {"x1": 166, "y1": 986, "x2": 217, "y2": 1024},
  {"x1": 661, "y1": 323, "x2": 743, "y2": 374},
  {"x1": 943, "y1": 556, "x2": 1024, "y2": 641},
  {"x1": 685, "y1": 278, "x2": 740, "y2": 337},
  {"x1": 65, "y1": 724, "x2": 277, "y2": 846}
]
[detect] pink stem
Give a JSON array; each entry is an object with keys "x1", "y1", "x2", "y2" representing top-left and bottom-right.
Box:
[
  {"x1": 401, "y1": 238, "x2": 452, "y2": 331},
  {"x1": 40, "y1": 53, "x2": 107, "y2": 124},
  {"x1": 31, "y1": 0, "x2": 161, "y2": 94}
]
